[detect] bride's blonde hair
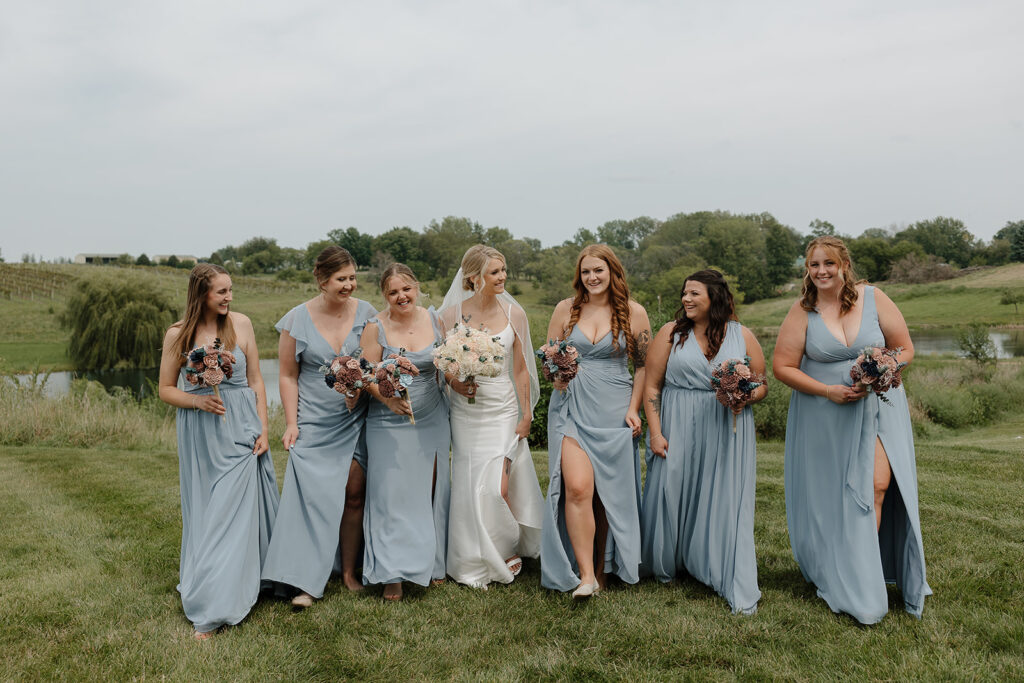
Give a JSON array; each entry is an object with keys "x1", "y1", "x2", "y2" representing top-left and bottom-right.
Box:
[{"x1": 460, "y1": 245, "x2": 505, "y2": 291}]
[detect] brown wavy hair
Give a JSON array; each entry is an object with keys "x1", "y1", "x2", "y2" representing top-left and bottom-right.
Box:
[
  {"x1": 566, "y1": 244, "x2": 635, "y2": 360},
  {"x1": 173, "y1": 263, "x2": 237, "y2": 364},
  {"x1": 800, "y1": 236, "x2": 861, "y2": 314},
  {"x1": 670, "y1": 269, "x2": 737, "y2": 359},
  {"x1": 313, "y1": 245, "x2": 356, "y2": 289}
]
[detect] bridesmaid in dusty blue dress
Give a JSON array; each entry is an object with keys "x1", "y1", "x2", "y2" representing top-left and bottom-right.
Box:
[
  {"x1": 360, "y1": 263, "x2": 451, "y2": 601},
  {"x1": 262, "y1": 247, "x2": 377, "y2": 608},
  {"x1": 774, "y1": 236, "x2": 930, "y2": 624},
  {"x1": 640, "y1": 270, "x2": 767, "y2": 614},
  {"x1": 541, "y1": 245, "x2": 651, "y2": 597},
  {"x1": 158, "y1": 264, "x2": 279, "y2": 640}
]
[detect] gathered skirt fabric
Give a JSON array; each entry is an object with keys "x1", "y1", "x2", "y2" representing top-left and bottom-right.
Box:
[
  {"x1": 785, "y1": 286, "x2": 930, "y2": 624},
  {"x1": 640, "y1": 322, "x2": 760, "y2": 614},
  {"x1": 176, "y1": 384, "x2": 279, "y2": 633}
]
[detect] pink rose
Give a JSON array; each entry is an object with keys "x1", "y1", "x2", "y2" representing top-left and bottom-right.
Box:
[
  {"x1": 735, "y1": 364, "x2": 752, "y2": 379},
  {"x1": 202, "y1": 367, "x2": 224, "y2": 386},
  {"x1": 203, "y1": 355, "x2": 219, "y2": 368}
]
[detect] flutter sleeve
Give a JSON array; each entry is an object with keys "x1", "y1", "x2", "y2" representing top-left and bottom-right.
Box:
[{"x1": 275, "y1": 304, "x2": 310, "y2": 362}]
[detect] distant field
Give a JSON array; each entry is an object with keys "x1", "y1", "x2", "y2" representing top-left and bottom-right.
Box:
[{"x1": 1, "y1": 263, "x2": 1022, "y2": 372}]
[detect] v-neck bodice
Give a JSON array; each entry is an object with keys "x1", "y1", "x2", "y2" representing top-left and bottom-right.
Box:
[
  {"x1": 664, "y1": 321, "x2": 746, "y2": 392},
  {"x1": 805, "y1": 286, "x2": 883, "y2": 364}
]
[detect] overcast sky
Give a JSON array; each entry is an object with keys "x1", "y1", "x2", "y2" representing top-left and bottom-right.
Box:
[{"x1": 1, "y1": 0, "x2": 1022, "y2": 261}]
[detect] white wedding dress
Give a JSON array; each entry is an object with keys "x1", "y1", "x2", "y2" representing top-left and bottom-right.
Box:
[{"x1": 446, "y1": 307, "x2": 544, "y2": 588}]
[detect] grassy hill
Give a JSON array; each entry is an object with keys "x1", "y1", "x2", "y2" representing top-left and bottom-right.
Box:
[{"x1": 1, "y1": 262, "x2": 1022, "y2": 372}]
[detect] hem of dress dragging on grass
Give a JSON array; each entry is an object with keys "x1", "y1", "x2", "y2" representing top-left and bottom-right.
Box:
[
  {"x1": 819, "y1": 590, "x2": 885, "y2": 626},
  {"x1": 363, "y1": 575, "x2": 433, "y2": 588},
  {"x1": 191, "y1": 607, "x2": 252, "y2": 634},
  {"x1": 259, "y1": 574, "x2": 326, "y2": 600}
]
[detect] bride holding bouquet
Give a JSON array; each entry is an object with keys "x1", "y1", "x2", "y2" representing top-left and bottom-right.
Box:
[{"x1": 439, "y1": 245, "x2": 544, "y2": 588}]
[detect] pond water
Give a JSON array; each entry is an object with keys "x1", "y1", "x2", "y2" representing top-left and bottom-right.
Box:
[
  {"x1": 13, "y1": 328, "x2": 1024, "y2": 401},
  {"x1": 17, "y1": 359, "x2": 283, "y2": 406},
  {"x1": 911, "y1": 328, "x2": 1024, "y2": 359}
]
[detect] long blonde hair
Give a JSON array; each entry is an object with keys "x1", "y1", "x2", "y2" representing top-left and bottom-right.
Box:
[
  {"x1": 566, "y1": 244, "x2": 635, "y2": 360},
  {"x1": 800, "y1": 236, "x2": 862, "y2": 314},
  {"x1": 173, "y1": 263, "x2": 236, "y2": 364}
]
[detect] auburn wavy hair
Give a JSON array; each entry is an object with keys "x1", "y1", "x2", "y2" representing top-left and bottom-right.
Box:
[
  {"x1": 800, "y1": 236, "x2": 861, "y2": 314},
  {"x1": 566, "y1": 244, "x2": 636, "y2": 360},
  {"x1": 174, "y1": 263, "x2": 237, "y2": 365},
  {"x1": 670, "y1": 269, "x2": 736, "y2": 359}
]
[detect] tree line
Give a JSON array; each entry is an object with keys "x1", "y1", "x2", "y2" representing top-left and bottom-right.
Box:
[{"x1": 197, "y1": 213, "x2": 1024, "y2": 310}]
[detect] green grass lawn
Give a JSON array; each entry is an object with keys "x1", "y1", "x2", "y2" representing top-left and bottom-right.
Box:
[{"x1": 1, "y1": 417, "x2": 1021, "y2": 679}]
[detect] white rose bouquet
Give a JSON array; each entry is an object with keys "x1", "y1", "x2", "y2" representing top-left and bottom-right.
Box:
[{"x1": 432, "y1": 323, "x2": 506, "y2": 404}]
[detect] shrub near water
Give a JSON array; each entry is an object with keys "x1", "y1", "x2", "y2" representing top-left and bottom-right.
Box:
[
  {"x1": 0, "y1": 377, "x2": 175, "y2": 449},
  {"x1": 909, "y1": 362, "x2": 1024, "y2": 430},
  {"x1": 60, "y1": 274, "x2": 177, "y2": 370}
]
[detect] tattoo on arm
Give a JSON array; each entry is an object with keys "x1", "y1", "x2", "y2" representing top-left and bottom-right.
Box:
[
  {"x1": 635, "y1": 329, "x2": 650, "y2": 368},
  {"x1": 646, "y1": 391, "x2": 661, "y2": 414}
]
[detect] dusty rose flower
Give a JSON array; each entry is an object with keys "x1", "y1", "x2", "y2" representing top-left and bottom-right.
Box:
[
  {"x1": 185, "y1": 373, "x2": 199, "y2": 386},
  {"x1": 223, "y1": 364, "x2": 233, "y2": 380},
  {"x1": 735, "y1": 364, "x2": 752, "y2": 379},
  {"x1": 220, "y1": 350, "x2": 236, "y2": 366},
  {"x1": 718, "y1": 374, "x2": 740, "y2": 392},
  {"x1": 376, "y1": 373, "x2": 396, "y2": 398},
  {"x1": 203, "y1": 355, "x2": 219, "y2": 368},
  {"x1": 345, "y1": 358, "x2": 360, "y2": 371},
  {"x1": 202, "y1": 367, "x2": 225, "y2": 386}
]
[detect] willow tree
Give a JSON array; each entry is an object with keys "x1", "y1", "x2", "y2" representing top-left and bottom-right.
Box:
[{"x1": 61, "y1": 274, "x2": 178, "y2": 370}]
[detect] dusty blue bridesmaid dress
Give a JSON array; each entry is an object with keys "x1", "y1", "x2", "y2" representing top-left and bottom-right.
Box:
[
  {"x1": 177, "y1": 346, "x2": 280, "y2": 633},
  {"x1": 261, "y1": 299, "x2": 376, "y2": 597},
  {"x1": 785, "y1": 286, "x2": 930, "y2": 624},
  {"x1": 362, "y1": 310, "x2": 451, "y2": 586},
  {"x1": 640, "y1": 321, "x2": 760, "y2": 614},
  {"x1": 541, "y1": 329, "x2": 641, "y2": 592}
]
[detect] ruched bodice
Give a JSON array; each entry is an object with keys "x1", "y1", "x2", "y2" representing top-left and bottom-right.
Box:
[{"x1": 366, "y1": 309, "x2": 447, "y2": 423}]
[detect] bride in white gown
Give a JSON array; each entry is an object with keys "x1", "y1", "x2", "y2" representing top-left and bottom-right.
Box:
[{"x1": 439, "y1": 245, "x2": 545, "y2": 588}]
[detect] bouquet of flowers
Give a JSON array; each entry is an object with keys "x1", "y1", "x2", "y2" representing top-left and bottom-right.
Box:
[
  {"x1": 184, "y1": 337, "x2": 235, "y2": 423},
  {"x1": 711, "y1": 356, "x2": 765, "y2": 433},
  {"x1": 850, "y1": 346, "x2": 907, "y2": 405},
  {"x1": 374, "y1": 350, "x2": 420, "y2": 424},
  {"x1": 320, "y1": 349, "x2": 374, "y2": 398},
  {"x1": 536, "y1": 339, "x2": 581, "y2": 389},
  {"x1": 432, "y1": 323, "x2": 506, "y2": 404}
]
